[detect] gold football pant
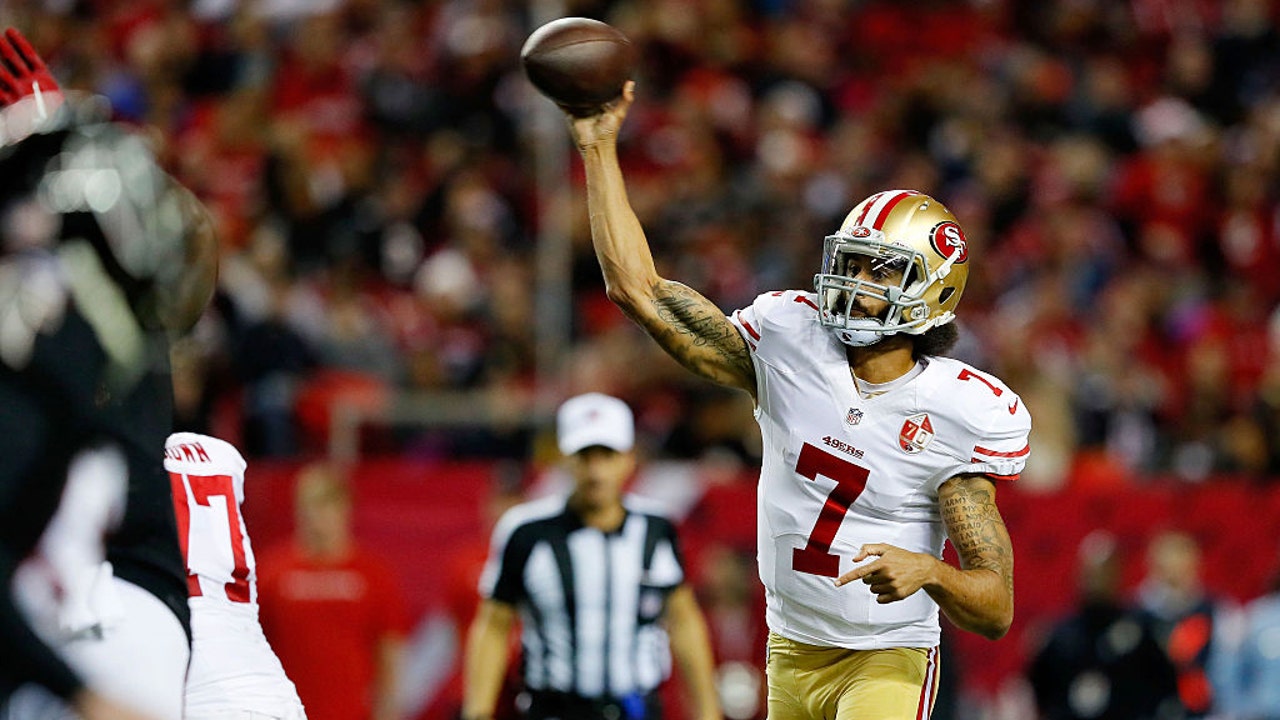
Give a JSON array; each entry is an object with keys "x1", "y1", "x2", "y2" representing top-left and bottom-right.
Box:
[{"x1": 766, "y1": 633, "x2": 940, "y2": 720}]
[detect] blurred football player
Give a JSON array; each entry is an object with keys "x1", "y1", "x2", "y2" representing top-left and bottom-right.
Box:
[
  {"x1": 164, "y1": 432, "x2": 306, "y2": 720},
  {"x1": 562, "y1": 82, "x2": 1030, "y2": 720},
  {"x1": 0, "y1": 26, "x2": 216, "y2": 720}
]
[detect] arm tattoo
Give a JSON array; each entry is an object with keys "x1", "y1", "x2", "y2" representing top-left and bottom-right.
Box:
[
  {"x1": 941, "y1": 476, "x2": 1014, "y2": 597},
  {"x1": 644, "y1": 280, "x2": 754, "y2": 385}
]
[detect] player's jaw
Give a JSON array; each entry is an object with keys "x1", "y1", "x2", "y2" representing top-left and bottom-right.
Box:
[{"x1": 831, "y1": 291, "x2": 887, "y2": 320}]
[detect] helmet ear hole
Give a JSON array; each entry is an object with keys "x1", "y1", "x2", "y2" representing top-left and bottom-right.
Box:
[{"x1": 939, "y1": 286, "x2": 955, "y2": 304}]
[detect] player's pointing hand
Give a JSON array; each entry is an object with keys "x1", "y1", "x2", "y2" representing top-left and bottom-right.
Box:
[{"x1": 835, "y1": 543, "x2": 941, "y2": 604}]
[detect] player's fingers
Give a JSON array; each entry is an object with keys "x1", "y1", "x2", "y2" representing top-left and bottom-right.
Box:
[
  {"x1": 608, "y1": 80, "x2": 635, "y2": 117},
  {"x1": 6, "y1": 29, "x2": 47, "y2": 71},
  {"x1": 834, "y1": 560, "x2": 878, "y2": 587},
  {"x1": 0, "y1": 66, "x2": 20, "y2": 98},
  {"x1": 4, "y1": 29, "x2": 31, "y2": 68},
  {"x1": 0, "y1": 33, "x2": 27, "y2": 75},
  {"x1": 852, "y1": 543, "x2": 889, "y2": 562}
]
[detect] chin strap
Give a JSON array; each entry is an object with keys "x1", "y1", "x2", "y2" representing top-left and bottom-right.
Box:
[{"x1": 836, "y1": 320, "x2": 890, "y2": 347}]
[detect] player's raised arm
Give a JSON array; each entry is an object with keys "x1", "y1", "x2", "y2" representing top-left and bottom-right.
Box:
[{"x1": 567, "y1": 82, "x2": 756, "y2": 397}]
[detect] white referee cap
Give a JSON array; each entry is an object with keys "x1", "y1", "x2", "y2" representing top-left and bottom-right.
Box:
[{"x1": 557, "y1": 392, "x2": 635, "y2": 456}]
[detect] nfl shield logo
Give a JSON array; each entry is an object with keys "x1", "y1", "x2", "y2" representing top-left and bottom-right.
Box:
[
  {"x1": 845, "y1": 408, "x2": 863, "y2": 426},
  {"x1": 899, "y1": 413, "x2": 935, "y2": 454}
]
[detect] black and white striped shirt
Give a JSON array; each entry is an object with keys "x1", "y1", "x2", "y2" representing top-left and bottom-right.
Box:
[{"x1": 479, "y1": 495, "x2": 686, "y2": 699}]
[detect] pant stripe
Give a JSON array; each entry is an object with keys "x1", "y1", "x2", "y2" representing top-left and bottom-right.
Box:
[{"x1": 915, "y1": 646, "x2": 939, "y2": 720}]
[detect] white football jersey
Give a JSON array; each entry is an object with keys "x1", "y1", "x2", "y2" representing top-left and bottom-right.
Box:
[
  {"x1": 729, "y1": 291, "x2": 1031, "y2": 649},
  {"x1": 165, "y1": 432, "x2": 306, "y2": 718}
]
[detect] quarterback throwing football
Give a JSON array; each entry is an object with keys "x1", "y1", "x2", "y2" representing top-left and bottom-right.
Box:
[{"x1": 565, "y1": 82, "x2": 1030, "y2": 720}]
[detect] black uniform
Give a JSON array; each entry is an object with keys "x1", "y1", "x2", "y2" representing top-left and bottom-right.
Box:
[
  {"x1": 0, "y1": 304, "x2": 112, "y2": 699},
  {"x1": 101, "y1": 338, "x2": 191, "y2": 642},
  {"x1": 0, "y1": 287, "x2": 190, "y2": 704},
  {"x1": 0, "y1": 99, "x2": 195, "y2": 702}
]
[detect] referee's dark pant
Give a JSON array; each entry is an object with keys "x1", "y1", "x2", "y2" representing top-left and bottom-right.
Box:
[{"x1": 525, "y1": 689, "x2": 662, "y2": 720}]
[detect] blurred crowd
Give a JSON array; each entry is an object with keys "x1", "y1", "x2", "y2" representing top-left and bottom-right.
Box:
[{"x1": 6, "y1": 0, "x2": 1280, "y2": 487}]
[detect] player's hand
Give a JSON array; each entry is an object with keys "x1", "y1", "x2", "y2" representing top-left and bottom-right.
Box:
[
  {"x1": 834, "y1": 543, "x2": 939, "y2": 603},
  {"x1": 567, "y1": 80, "x2": 635, "y2": 152},
  {"x1": 0, "y1": 27, "x2": 61, "y2": 105}
]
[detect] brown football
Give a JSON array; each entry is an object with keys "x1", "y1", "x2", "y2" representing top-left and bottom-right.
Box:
[{"x1": 521, "y1": 17, "x2": 636, "y2": 117}]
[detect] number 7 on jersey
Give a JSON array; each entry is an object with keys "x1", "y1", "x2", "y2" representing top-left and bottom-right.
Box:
[
  {"x1": 792, "y1": 443, "x2": 870, "y2": 577},
  {"x1": 169, "y1": 471, "x2": 252, "y2": 603}
]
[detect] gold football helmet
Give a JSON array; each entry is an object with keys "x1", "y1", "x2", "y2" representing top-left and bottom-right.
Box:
[{"x1": 814, "y1": 189, "x2": 970, "y2": 347}]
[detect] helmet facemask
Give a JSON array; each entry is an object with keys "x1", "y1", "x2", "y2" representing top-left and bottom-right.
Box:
[{"x1": 814, "y1": 229, "x2": 958, "y2": 347}]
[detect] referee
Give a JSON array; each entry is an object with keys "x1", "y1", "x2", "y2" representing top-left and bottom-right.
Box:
[{"x1": 463, "y1": 393, "x2": 722, "y2": 720}]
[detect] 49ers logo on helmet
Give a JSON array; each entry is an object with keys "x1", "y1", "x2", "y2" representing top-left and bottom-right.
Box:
[
  {"x1": 850, "y1": 226, "x2": 872, "y2": 238},
  {"x1": 929, "y1": 221, "x2": 968, "y2": 264}
]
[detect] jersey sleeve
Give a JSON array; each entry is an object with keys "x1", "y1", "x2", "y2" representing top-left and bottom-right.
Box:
[
  {"x1": 727, "y1": 297, "x2": 765, "y2": 356},
  {"x1": 967, "y1": 416, "x2": 1031, "y2": 480},
  {"x1": 477, "y1": 508, "x2": 530, "y2": 605},
  {"x1": 952, "y1": 370, "x2": 1032, "y2": 482},
  {"x1": 728, "y1": 290, "x2": 825, "y2": 406},
  {"x1": 642, "y1": 515, "x2": 685, "y2": 591},
  {"x1": 728, "y1": 291, "x2": 814, "y2": 358}
]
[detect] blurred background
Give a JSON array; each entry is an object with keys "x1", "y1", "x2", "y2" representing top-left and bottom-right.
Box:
[{"x1": 4, "y1": 0, "x2": 1280, "y2": 718}]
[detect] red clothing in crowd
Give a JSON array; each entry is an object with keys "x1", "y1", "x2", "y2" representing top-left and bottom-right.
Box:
[{"x1": 256, "y1": 544, "x2": 410, "y2": 720}]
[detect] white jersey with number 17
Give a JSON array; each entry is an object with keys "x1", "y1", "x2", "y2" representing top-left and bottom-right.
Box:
[
  {"x1": 728, "y1": 290, "x2": 1031, "y2": 650},
  {"x1": 165, "y1": 432, "x2": 306, "y2": 719}
]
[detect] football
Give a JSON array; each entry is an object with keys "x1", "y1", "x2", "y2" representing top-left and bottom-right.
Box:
[{"x1": 520, "y1": 17, "x2": 636, "y2": 117}]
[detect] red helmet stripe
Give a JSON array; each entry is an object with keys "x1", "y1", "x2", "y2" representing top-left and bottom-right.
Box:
[
  {"x1": 870, "y1": 190, "x2": 919, "y2": 230},
  {"x1": 853, "y1": 191, "x2": 886, "y2": 226}
]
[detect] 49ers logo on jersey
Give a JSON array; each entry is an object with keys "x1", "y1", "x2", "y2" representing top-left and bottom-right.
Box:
[
  {"x1": 899, "y1": 413, "x2": 936, "y2": 454},
  {"x1": 929, "y1": 221, "x2": 968, "y2": 264}
]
